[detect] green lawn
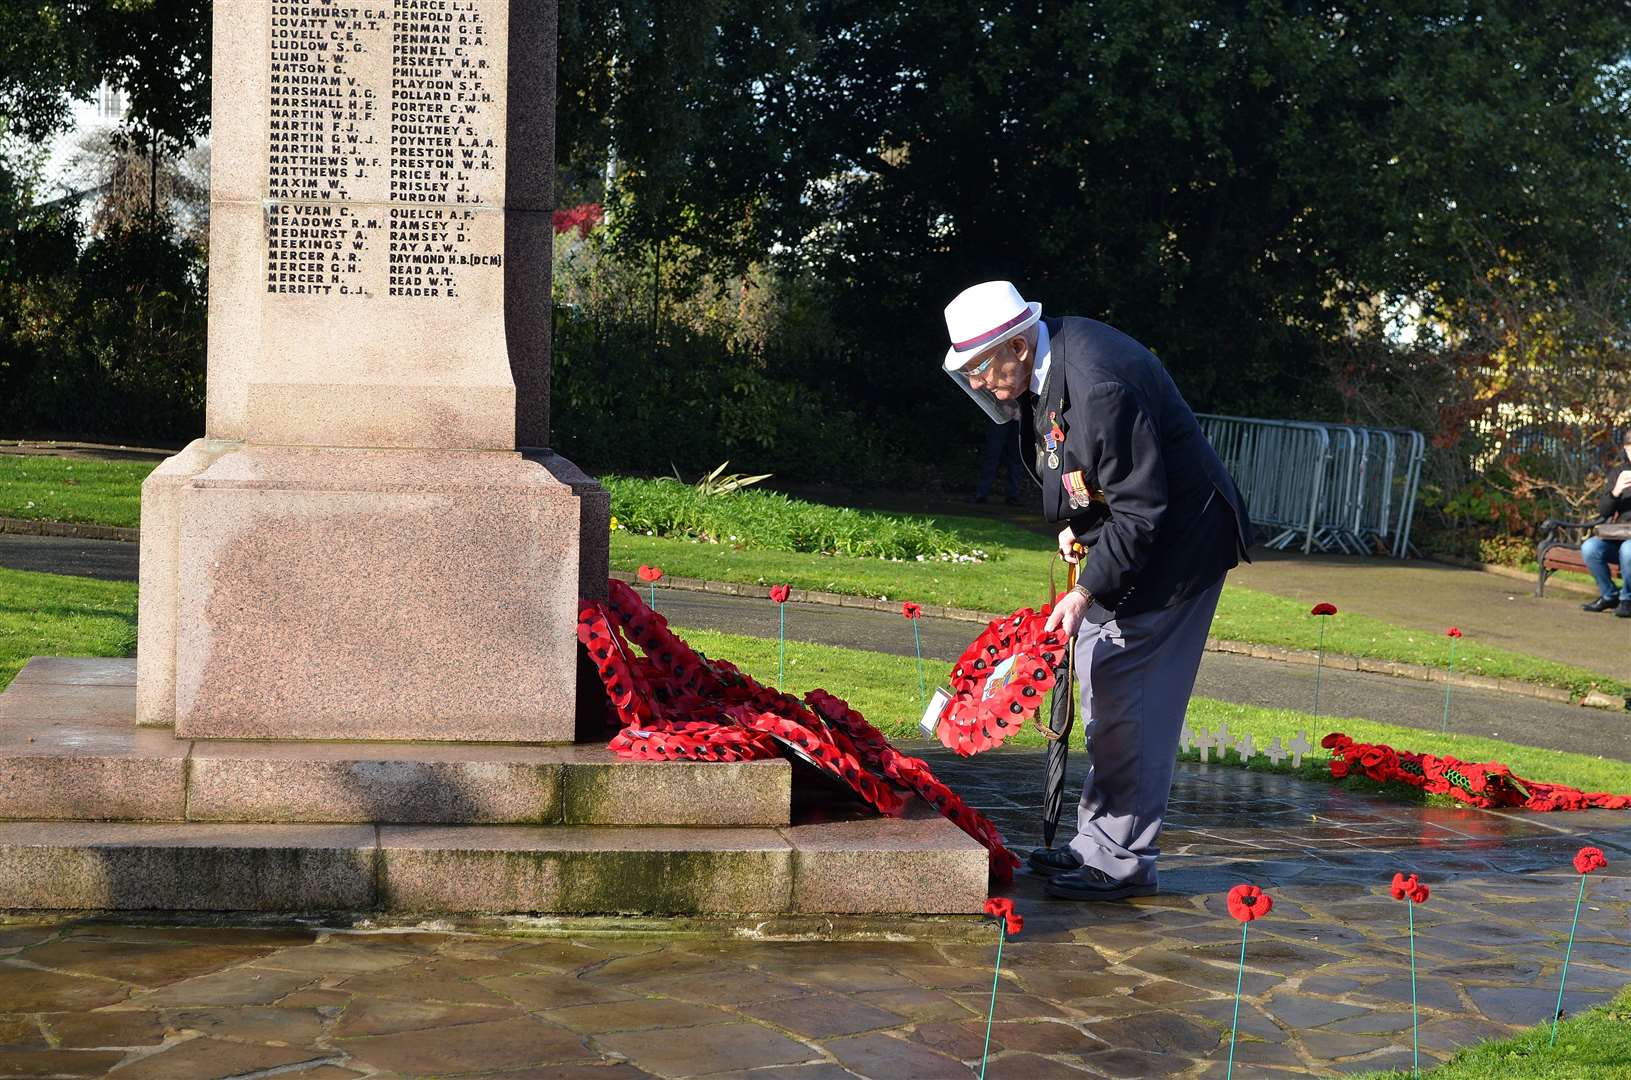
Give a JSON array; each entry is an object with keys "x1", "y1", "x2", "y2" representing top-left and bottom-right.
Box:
[
  {"x1": 0, "y1": 456, "x2": 154, "y2": 528},
  {"x1": 5, "y1": 454, "x2": 1626, "y2": 700},
  {"x1": 1354, "y1": 986, "x2": 1631, "y2": 1079},
  {"x1": 3, "y1": 562, "x2": 1629, "y2": 797},
  {"x1": 0, "y1": 568, "x2": 137, "y2": 688}
]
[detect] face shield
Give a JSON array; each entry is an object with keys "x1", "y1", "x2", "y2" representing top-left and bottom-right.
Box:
[{"x1": 945, "y1": 366, "x2": 1020, "y2": 424}]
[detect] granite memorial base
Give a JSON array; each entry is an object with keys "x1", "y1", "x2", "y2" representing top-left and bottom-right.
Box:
[{"x1": 0, "y1": 660, "x2": 989, "y2": 915}]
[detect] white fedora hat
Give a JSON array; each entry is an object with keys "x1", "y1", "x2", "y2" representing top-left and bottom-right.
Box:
[{"x1": 941, "y1": 280, "x2": 1042, "y2": 371}]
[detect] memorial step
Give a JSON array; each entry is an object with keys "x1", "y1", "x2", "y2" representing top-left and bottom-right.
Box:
[
  {"x1": 0, "y1": 805, "x2": 988, "y2": 915},
  {"x1": 0, "y1": 658, "x2": 789, "y2": 827}
]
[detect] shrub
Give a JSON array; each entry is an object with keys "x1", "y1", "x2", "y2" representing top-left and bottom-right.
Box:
[{"x1": 604, "y1": 475, "x2": 996, "y2": 562}]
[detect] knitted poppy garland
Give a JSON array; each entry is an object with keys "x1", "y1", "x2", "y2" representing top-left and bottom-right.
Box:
[
  {"x1": 1320, "y1": 733, "x2": 1631, "y2": 811},
  {"x1": 578, "y1": 580, "x2": 1021, "y2": 882},
  {"x1": 934, "y1": 605, "x2": 1068, "y2": 756}
]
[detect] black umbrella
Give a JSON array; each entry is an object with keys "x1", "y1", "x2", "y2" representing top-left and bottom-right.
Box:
[{"x1": 1040, "y1": 558, "x2": 1079, "y2": 848}]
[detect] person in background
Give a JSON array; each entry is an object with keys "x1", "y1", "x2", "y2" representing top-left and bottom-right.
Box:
[
  {"x1": 971, "y1": 417, "x2": 1025, "y2": 505},
  {"x1": 1581, "y1": 426, "x2": 1631, "y2": 617}
]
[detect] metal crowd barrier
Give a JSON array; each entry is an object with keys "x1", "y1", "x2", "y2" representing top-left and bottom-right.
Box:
[{"x1": 1197, "y1": 415, "x2": 1424, "y2": 558}]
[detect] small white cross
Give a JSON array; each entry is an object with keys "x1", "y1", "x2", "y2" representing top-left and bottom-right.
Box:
[
  {"x1": 1216, "y1": 722, "x2": 1231, "y2": 758},
  {"x1": 1179, "y1": 725, "x2": 1195, "y2": 753},
  {"x1": 1234, "y1": 731, "x2": 1256, "y2": 763},
  {"x1": 1264, "y1": 736, "x2": 1287, "y2": 766},
  {"x1": 1288, "y1": 730, "x2": 1312, "y2": 768},
  {"x1": 1191, "y1": 726, "x2": 1216, "y2": 762}
]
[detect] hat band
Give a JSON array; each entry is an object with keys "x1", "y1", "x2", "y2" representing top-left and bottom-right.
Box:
[{"x1": 951, "y1": 308, "x2": 1032, "y2": 353}]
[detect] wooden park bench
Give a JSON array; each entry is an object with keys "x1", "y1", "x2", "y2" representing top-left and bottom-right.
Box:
[{"x1": 1536, "y1": 516, "x2": 1624, "y2": 597}]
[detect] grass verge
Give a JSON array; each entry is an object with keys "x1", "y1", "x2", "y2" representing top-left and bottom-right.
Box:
[
  {"x1": 7, "y1": 457, "x2": 1625, "y2": 700},
  {"x1": 672, "y1": 626, "x2": 1631, "y2": 796},
  {"x1": 4, "y1": 567, "x2": 1629, "y2": 797},
  {"x1": 1353, "y1": 985, "x2": 1631, "y2": 1079},
  {"x1": 0, "y1": 456, "x2": 154, "y2": 528},
  {"x1": 0, "y1": 569, "x2": 137, "y2": 689}
]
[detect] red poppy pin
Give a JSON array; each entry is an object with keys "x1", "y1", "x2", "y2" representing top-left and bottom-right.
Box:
[
  {"x1": 1311, "y1": 602, "x2": 1338, "y2": 616},
  {"x1": 637, "y1": 565, "x2": 663, "y2": 583},
  {"x1": 902, "y1": 602, "x2": 922, "y2": 620},
  {"x1": 1389, "y1": 872, "x2": 1430, "y2": 904},
  {"x1": 769, "y1": 584, "x2": 790, "y2": 604},
  {"x1": 1226, "y1": 884, "x2": 1273, "y2": 922},
  {"x1": 983, "y1": 896, "x2": 1023, "y2": 935},
  {"x1": 1574, "y1": 847, "x2": 1607, "y2": 874},
  {"x1": 1446, "y1": 627, "x2": 1462, "y2": 638}
]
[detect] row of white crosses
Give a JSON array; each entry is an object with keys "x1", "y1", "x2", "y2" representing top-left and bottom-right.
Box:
[{"x1": 1181, "y1": 722, "x2": 1313, "y2": 768}]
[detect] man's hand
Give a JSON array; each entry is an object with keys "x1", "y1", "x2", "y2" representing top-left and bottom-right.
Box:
[
  {"x1": 1614, "y1": 471, "x2": 1631, "y2": 498},
  {"x1": 1045, "y1": 588, "x2": 1090, "y2": 639},
  {"x1": 1057, "y1": 525, "x2": 1083, "y2": 564}
]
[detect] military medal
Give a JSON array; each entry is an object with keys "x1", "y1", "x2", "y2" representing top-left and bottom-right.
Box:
[{"x1": 1045, "y1": 412, "x2": 1063, "y2": 471}]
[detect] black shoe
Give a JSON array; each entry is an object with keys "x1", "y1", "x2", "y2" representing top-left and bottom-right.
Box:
[
  {"x1": 1044, "y1": 864, "x2": 1158, "y2": 902},
  {"x1": 1617, "y1": 601, "x2": 1631, "y2": 619},
  {"x1": 1027, "y1": 846, "x2": 1081, "y2": 878},
  {"x1": 1583, "y1": 596, "x2": 1619, "y2": 613}
]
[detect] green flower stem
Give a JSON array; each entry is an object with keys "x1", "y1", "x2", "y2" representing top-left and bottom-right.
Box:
[
  {"x1": 1226, "y1": 921, "x2": 1248, "y2": 1080},
  {"x1": 777, "y1": 605, "x2": 786, "y2": 691},
  {"x1": 1551, "y1": 873, "x2": 1588, "y2": 1047},
  {"x1": 912, "y1": 622, "x2": 925, "y2": 711},
  {"x1": 1440, "y1": 639, "x2": 1457, "y2": 733},
  {"x1": 1314, "y1": 619, "x2": 1326, "y2": 715},
  {"x1": 649, "y1": 582, "x2": 656, "y2": 610},
  {"x1": 979, "y1": 921, "x2": 1005, "y2": 1080},
  {"x1": 1409, "y1": 899, "x2": 1419, "y2": 1077}
]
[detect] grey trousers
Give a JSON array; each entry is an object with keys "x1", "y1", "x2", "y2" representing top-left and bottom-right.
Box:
[{"x1": 1066, "y1": 576, "x2": 1225, "y2": 886}]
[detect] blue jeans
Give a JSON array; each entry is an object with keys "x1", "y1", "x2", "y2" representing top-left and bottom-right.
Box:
[{"x1": 1581, "y1": 535, "x2": 1631, "y2": 601}]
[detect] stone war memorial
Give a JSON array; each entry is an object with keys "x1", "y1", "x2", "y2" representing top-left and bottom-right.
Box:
[{"x1": 0, "y1": 0, "x2": 986, "y2": 916}]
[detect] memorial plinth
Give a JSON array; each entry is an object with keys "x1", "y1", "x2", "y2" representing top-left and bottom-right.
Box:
[
  {"x1": 138, "y1": 0, "x2": 598, "y2": 740},
  {"x1": 0, "y1": 0, "x2": 990, "y2": 917}
]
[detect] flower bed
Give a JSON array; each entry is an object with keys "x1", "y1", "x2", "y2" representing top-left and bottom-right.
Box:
[{"x1": 603, "y1": 475, "x2": 993, "y2": 562}]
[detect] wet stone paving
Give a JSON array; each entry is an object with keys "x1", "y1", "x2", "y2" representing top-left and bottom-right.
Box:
[{"x1": 2, "y1": 750, "x2": 1630, "y2": 1078}]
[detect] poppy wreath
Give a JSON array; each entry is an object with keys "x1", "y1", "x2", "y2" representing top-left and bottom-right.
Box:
[
  {"x1": 936, "y1": 605, "x2": 1068, "y2": 756},
  {"x1": 1321, "y1": 733, "x2": 1631, "y2": 811},
  {"x1": 579, "y1": 581, "x2": 1021, "y2": 879}
]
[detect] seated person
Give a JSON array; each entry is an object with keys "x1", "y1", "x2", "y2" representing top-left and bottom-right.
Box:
[{"x1": 1581, "y1": 426, "x2": 1631, "y2": 617}]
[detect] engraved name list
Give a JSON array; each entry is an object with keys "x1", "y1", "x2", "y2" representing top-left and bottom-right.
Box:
[{"x1": 266, "y1": 0, "x2": 503, "y2": 300}]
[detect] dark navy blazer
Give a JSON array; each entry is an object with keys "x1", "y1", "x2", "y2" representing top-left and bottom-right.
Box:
[{"x1": 1020, "y1": 316, "x2": 1251, "y2": 622}]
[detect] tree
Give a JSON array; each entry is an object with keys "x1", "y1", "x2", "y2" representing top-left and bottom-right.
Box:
[{"x1": 559, "y1": 2, "x2": 1631, "y2": 425}]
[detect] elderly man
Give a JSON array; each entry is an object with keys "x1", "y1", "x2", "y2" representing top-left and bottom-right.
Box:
[{"x1": 942, "y1": 280, "x2": 1250, "y2": 901}]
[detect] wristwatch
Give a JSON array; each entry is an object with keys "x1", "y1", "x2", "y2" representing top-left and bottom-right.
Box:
[{"x1": 1069, "y1": 583, "x2": 1093, "y2": 605}]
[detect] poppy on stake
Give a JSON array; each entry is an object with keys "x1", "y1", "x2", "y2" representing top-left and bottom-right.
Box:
[
  {"x1": 1224, "y1": 884, "x2": 1272, "y2": 1080},
  {"x1": 769, "y1": 585, "x2": 791, "y2": 689},
  {"x1": 637, "y1": 564, "x2": 663, "y2": 609},
  {"x1": 1441, "y1": 627, "x2": 1462, "y2": 732},
  {"x1": 902, "y1": 602, "x2": 926, "y2": 712},
  {"x1": 1310, "y1": 603, "x2": 1337, "y2": 715},
  {"x1": 978, "y1": 898, "x2": 1022, "y2": 1079},
  {"x1": 1552, "y1": 847, "x2": 1609, "y2": 1046},
  {"x1": 1389, "y1": 872, "x2": 1430, "y2": 1077}
]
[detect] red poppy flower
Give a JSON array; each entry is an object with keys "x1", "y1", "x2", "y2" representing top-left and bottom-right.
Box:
[
  {"x1": 1311, "y1": 602, "x2": 1338, "y2": 616},
  {"x1": 1446, "y1": 627, "x2": 1462, "y2": 638},
  {"x1": 983, "y1": 896, "x2": 1023, "y2": 935},
  {"x1": 1226, "y1": 884, "x2": 1273, "y2": 922},
  {"x1": 769, "y1": 584, "x2": 791, "y2": 604},
  {"x1": 1574, "y1": 847, "x2": 1608, "y2": 874},
  {"x1": 902, "y1": 602, "x2": 922, "y2": 620},
  {"x1": 1389, "y1": 872, "x2": 1430, "y2": 904},
  {"x1": 637, "y1": 565, "x2": 663, "y2": 583}
]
